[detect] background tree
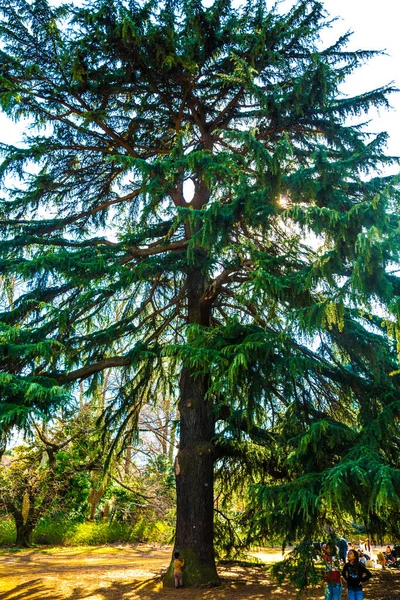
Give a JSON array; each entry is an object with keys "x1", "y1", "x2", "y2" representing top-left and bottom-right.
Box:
[
  {"x1": 0, "y1": 0, "x2": 399, "y2": 587},
  {"x1": 0, "y1": 398, "x2": 104, "y2": 547},
  {"x1": 0, "y1": 397, "x2": 176, "y2": 547},
  {"x1": 0, "y1": 440, "x2": 84, "y2": 547},
  {"x1": 0, "y1": 445, "x2": 58, "y2": 547}
]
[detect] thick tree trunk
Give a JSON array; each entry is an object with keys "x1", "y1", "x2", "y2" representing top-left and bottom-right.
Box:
[
  {"x1": 164, "y1": 268, "x2": 220, "y2": 586},
  {"x1": 170, "y1": 367, "x2": 219, "y2": 585},
  {"x1": 12, "y1": 510, "x2": 35, "y2": 547},
  {"x1": 15, "y1": 523, "x2": 34, "y2": 547}
]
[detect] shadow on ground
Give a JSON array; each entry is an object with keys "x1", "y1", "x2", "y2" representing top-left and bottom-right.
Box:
[
  {"x1": 0, "y1": 549, "x2": 399, "y2": 600},
  {"x1": 0, "y1": 563, "x2": 322, "y2": 600}
]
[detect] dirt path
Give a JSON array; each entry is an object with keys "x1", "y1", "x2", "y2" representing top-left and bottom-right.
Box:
[{"x1": 0, "y1": 545, "x2": 399, "y2": 600}]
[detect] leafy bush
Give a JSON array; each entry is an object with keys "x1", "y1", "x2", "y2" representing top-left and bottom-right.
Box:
[
  {"x1": 66, "y1": 518, "x2": 173, "y2": 545},
  {"x1": 130, "y1": 517, "x2": 172, "y2": 543},
  {"x1": 130, "y1": 517, "x2": 149, "y2": 541},
  {"x1": 33, "y1": 521, "x2": 71, "y2": 546},
  {"x1": 151, "y1": 520, "x2": 174, "y2": 544},
  {"x1": 0, "y1": 519, "x2": 16, "y2": 546},
  {"x1": 0, "y1": 515, "x2": 173, "y2": 547},
  {"x1": 65, "y1": 522, "x2": 132, "y2": 545}
]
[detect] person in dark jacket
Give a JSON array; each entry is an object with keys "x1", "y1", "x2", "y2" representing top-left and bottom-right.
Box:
[
  {"x1": 336, "y1": 537, "x2": 348, "y2": 563},
  {"x1": 342, "y1": 549, "x2": 372, "y2": 600}
]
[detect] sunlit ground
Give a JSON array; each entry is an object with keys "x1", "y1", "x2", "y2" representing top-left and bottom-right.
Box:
[{"x1": 0, "y1": 545, "x2": 399, "y2": 600}]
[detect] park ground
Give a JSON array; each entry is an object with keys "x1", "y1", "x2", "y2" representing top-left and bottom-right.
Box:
[{"x1": 0, "y1": 544, "x2": 399, "y2": 600}]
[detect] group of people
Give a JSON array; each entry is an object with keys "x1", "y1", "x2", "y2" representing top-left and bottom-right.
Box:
[
  {"x1": 377, "y1": 545, "x2": 398, "y2": 568},
  {"x1": 324, "y1": 541, "x2": 372, "y2": 600},
  {"x1": 173, "y1": 540, "x2": 397, "y2": 594}
]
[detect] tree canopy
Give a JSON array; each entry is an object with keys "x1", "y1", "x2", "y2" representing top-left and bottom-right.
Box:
[{"x1": 0, "y1": 0, "x2": 399, "y2": 587}]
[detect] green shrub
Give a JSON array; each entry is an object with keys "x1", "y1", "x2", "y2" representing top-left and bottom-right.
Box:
[
  {"x1": 152, "y1": 520, "x2": 173, "y2": 544},
  {"x1": 0, "y1": 516, "x2": 173, "y2": 547},
  {"x1": 65, "y1": 521, "x2": 132, "y2": 546},
  {"x1": 33, "y1": 521, "x2": 71, "y2": 546},
  {"x1": 129, "y1": 517, "x2": 173, "y2": 543},
  {"x1": 0, "y1": 519, "x2": 16, "y2": 546},
  {"x1": 130, "y1": 517, "x2": 149, "y2": 541}
]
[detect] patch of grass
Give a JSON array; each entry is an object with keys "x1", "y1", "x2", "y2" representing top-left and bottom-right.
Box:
[
  {"x1": 0, "y1": 519, "x2": 16, "y2": 546},
  {"x1": 64, "y1": 522, "x2": 136, "y2": 546},
  {"x1": 0, "y1": 546, "x2": 23, "y2": 554},
  {"x1": 218, "y1": 558, "x2": 268, "y2": 567}
]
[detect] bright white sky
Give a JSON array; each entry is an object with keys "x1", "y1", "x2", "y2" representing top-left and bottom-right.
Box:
[
  {"x1": 0, "y1": 0, "x2": 399, "y2": 161},
  {"x1": 274, "y1": 0, "x2": 400, "y2": 161},
  {"x1": 312, "y1": 0, "x2": 400, "y2": 161}
]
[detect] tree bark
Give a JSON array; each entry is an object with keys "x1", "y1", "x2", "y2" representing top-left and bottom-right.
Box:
[
  {"x1": 11, "y1": 509, "x2": 35, "y2": 547},
  {"x1": 164, "y1": 268, "x2": 220, "y2": 586},
  {"x1": 15, "y1": 522, "x2": 35, "y2": 547}
]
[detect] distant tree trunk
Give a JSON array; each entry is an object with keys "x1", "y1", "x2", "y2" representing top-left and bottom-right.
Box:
[
  {"x1": 15, "y1": 522, "x2": 35, "y2": 547},
  {"x1": 164, "y1": 268, "x2": 219, "y2": 586},
  {"x1": 124, "y1": 446, "x2": 133, "y2": 476},
  {"x1": 87, "y1": 491, "x2": 97, "y2": 521},
  {"x1": 87, "y1": 474, "x2": 109, "y2": 521},
  {"x1": 103, "y1": 502, "x2": 110, "y2": 520},
  {"x1": 168, "y1": 415, "x2": 177, "y2": 464},
  {"x1": 159, "y1": 395, "x2": 176, "y2": 460},
  {"x1": 0, "y1": 432, "x2": 8, "y2": 461},
  {"x1": 8, "y1": 505, "x2": 35, "y2": 547}
]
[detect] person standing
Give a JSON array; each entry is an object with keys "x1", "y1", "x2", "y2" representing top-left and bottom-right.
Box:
[
  {"x1": 337, "y1": 537, "x2": 348, "y2": 563},
  {"x1": 173, "y1": 551, "x2": 185, "y2": 588},
  {"x1": 323, "y1": 542, "x2": 342, "y2": 600},
  {"x1": 342, "y1": 549, "x2": 372, "y2": 600}
]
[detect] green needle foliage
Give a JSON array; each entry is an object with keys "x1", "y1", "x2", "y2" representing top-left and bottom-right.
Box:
[{"x1": 0, "y1": 0, "x2": 399, "y2": 587}]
